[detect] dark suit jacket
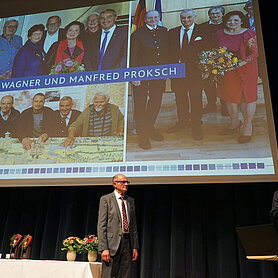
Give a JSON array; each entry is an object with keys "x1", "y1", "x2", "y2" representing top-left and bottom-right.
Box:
[
  {"x1": 49, "y1": 109, "x2": 81, "y2": 137},
  {"x1": 0, "y1": 107, "x2": 20, "y2": 138},
  {"x1": 91, "y1": 26, "x2": 128, "y2": 70},
  {"x1": 97, "y1": 192, "x2": 139, "y2": 256},
  {"x1": 130, "y1": 25, "x2": 169, "y2": 67},
  {"x1": 169, "y1": 24, "x2": 208, "y2": 77},
  {"x1": 17, "y1": 106, "x2": 53, "y2": 141}
]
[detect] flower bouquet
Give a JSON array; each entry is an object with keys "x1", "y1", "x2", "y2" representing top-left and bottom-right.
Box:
[
  {"x1": 19, "y1": 234, "x2": 32, "y2": 259},
  {"x1": 81, "y1": 235, "x2": 99, "y2": 262},
  {"x1": 198, "y1": 46, "x2": 240, "y2": 80},
  {"x1": 10, "y1": 234, "x2": 22, "y2": 247},
  {"x1": 50, "y1": 58, "x2": 86, "y2": 75},
  {"x1": 81, "y1": 235, "x2": 99, "y2": 252},
  {"x1": 61, "y1": 236, "x2": 83, "y2": 252}
]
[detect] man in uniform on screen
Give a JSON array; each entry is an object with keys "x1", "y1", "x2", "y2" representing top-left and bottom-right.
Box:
[
  {"x1": 62, "y1": 92, "x2": 124, "y2": 148},
  {"x1": 90, "y1": 9, "x2": 128, "y2": 70},
  {"x1": 42, "y1": 15, "x2": 65, "y2": 54},
  {"x1": 0, "y1": 19, "x2": 23, "y2": 79},
  {"x1": 97, "y1": 174, "x2": 139, "y2": 278},
  {"x1": 0, "y1": 95, "x2": 20, "y2": 137},
  {"x1": 130, "y1": 10, "x2": 169, "y2": 150},
  {"x1": 17, "y1": 93, "x2": 53, "y2": 150},
  {"x1": 48, "y1": 96, "x2": 81, "y2": 138}
]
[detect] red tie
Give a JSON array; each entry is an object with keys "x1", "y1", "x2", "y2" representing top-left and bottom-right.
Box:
[{"x1": 120, "y1": 196, "x2": 129, "y2": 232}]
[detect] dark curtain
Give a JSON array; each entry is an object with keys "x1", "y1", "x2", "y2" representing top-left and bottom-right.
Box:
[{"x1": 1, "y1": 183, "x2": 278, "y2": 278}]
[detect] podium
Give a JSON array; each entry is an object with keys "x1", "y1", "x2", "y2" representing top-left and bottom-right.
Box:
[{"x1": 236, "y1": 224, "x2": 278, "y2": 261}]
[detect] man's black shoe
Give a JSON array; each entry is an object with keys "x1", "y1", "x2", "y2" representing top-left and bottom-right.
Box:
[
  {"x1": 192, "y1": 127, "x2": 203, "y2": 140},
  {"x1": 138, "y1": 136, "x2": 151, "y2": 150},
  {"x1": 149, "y1": 129, "x2": 164, "y2": 141}
]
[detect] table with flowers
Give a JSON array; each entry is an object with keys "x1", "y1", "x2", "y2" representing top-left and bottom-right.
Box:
[{"x1": 0, "y1": 259, "x2": 102, "y2": 278}]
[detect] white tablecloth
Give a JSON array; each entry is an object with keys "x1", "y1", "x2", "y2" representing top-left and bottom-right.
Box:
[{"x1": 0, "y1": 259, "x2": 102, "y2": 278}]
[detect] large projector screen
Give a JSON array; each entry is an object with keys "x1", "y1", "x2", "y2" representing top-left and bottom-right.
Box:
[{"x1": 0, "y1": 0, "x2": 277, "y2": 186}]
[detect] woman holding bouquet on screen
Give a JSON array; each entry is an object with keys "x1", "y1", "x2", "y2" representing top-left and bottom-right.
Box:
[
  {"x1": 216, "y1": 11, "x2": 258, "y2": 143},
  {"x1": 46, "y1": 21, "x2": 91, "y2": 74},
  {"x1": 12, "y1": 24, "x2": 46, "y2": 78}
]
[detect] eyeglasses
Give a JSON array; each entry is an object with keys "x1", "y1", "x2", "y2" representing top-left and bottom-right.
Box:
[{"x1": 115, "y1": 180, "x2": 130, "y2": 185}]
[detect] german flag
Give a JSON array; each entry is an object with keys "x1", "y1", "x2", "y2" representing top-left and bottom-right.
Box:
[{"x1": 131, "y1": 0, "x2": 146, "y2": 34}]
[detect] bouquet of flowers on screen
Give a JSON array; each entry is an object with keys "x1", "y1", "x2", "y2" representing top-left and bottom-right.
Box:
[
  {"x1": 50, "y1": 58, "x2": 86, "y2": 75},
  {"x1": 198, "y1": 46, "x2": 240, "y2": 80}
]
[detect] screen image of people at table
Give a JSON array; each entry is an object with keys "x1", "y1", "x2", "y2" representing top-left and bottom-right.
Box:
[{"x1": 0, "y1": 82, "x2": 126, "y2": 164}]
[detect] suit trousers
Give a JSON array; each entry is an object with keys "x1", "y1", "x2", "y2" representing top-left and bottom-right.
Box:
[
  {"x1": 132, "y1": 79, "x2": 166, "y2": 136},
  {"x1": 102, "y1": 237, "x2": 132, "y2": 278},
  {"x1": 171, "y1": 76, "x2": 202, "y2": 127}
]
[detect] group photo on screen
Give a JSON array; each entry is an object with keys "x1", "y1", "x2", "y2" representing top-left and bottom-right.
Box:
[
  {"x1": 126, "y1": 0, "x2": 273, "y2": 164},
  {"x1": 0, "y1": 0, "x2": 276, "y2": 180}
]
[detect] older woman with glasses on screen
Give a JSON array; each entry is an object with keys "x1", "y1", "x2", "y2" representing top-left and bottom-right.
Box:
[{"x1": 12, "y1": 24, "x2": 46, "y2": 78}]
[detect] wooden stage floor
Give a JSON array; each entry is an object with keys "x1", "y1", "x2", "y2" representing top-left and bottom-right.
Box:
[{"x1": 125, "y1": 84, "x2": 273, "y2": 161}]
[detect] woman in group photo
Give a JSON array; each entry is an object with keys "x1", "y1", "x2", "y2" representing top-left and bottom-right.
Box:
[
  {"x1": 46, "y1": 21, "x2": 92, "y2": 74},
  {"x1": 216, "y1": 10, "x2": 258, "y2": 143},
  {"x1": 12, "y1": 24, "x2": 46, "y2": 78}
]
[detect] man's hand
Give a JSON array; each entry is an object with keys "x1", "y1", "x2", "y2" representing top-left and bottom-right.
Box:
[
  {"x1": 101, "y1": 249, "x2": 110, "y2": 262},
  {"x1": 132, "y1": 81, "x2": 141, "y2": 87},
  {"x1": 38, "y1": 133, "x2": 48, "y2": 143},
  {"x1": 62, "y1": 137, "x2": 74, "y2": 148},
  {"x1": 114, "y1": 129, "x2": 124, "y2": 136},
  {"x1": 132, "y1": 248, "x2": 138, "y2": 261},
  {"x1": 22, "y1": 138, "x2": 32, "y2": 150},
  {"x1": 0, "y1": 70, "x2": 11, "y2": 79}
]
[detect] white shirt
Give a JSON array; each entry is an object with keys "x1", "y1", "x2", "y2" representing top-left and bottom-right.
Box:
[
  {"x1": 44, "y1": 30, "x2": 59, "y2": 53},
  {"x1": 114, "y1": 190, "x2": 129, "y2": 229},
  {"x1": 60, "y1": 110, "x2": 72, "y2": 126},
  {"x1": 180, "y1": 23, "x2": 195, "y2": 49},
  {"x1": 146, "y1": 24, "x2": 158, "y2": 31},
  {"x1": 100, "y1": 25, "x2": 116, "y2": 54},
  {"x1": 0, "y1": 109, "x2": 11, "y2": 121}
]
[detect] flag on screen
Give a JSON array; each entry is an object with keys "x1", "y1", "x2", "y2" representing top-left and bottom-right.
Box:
[
  {"x1": 131, "y1": 0, "x2": 146, "y2": 34},
  {"x1": 154, "y1": 0, "x2": 163, "y2": 26}
]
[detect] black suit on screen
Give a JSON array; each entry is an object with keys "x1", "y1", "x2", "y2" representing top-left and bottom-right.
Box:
[
  {"x1": 91, "y1": 26, "x2": 128, "y2": 70},
  {"x1": 130, "y1": 25, "x2": 169, "y2": 136},
  {"x1": 169, "y1": 24, "x2": 207, "y2": 127}
]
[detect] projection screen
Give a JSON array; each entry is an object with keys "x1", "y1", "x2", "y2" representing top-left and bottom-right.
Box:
[{"x1": 0, "y1": 0, "x2": 277, "y2": 186}]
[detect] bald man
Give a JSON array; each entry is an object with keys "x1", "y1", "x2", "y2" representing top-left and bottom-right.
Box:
[
  {"x1": 0, "y1": 95, "x2": 20, "y2": 137},
  {"x1": 97, "y1": 174, "x2": 139, "y2": 278}
]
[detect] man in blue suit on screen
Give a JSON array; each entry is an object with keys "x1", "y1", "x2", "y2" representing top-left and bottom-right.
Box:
[{"x1": 91, "y1": 9, "x2": 128, "y2": 70}]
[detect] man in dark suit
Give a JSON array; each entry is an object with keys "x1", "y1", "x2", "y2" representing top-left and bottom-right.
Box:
[
  {"x1": 199, "y1": 6, "x2": 226, "y2": 114},
  {"x1": 17, "y1": 93, "x2": 53, "y2": 150},
  {"x1": 0, "y1": 95, "x2": 20, "y2": 138},
  {"x1": 42, "y1": 15, "x2": 65, "y2": 54},
  {"x1": 270, "y1": 191, "x2": 278, "y2": 232},
  {"x1": 97, "y1": 174, "x2": 139, "y2": 278},
  {"x1": 167, "y1": 9, "x2": 207, "y2": 140},
  {"x1": 130, "y1": 10, "x2": 169, "y2": 150},
  {"x1": 91, "y1": 9, "x2": 128, "y2": 70},
  {"x1": 49, "y1": 96, "x2": 80, "y2": 137}
]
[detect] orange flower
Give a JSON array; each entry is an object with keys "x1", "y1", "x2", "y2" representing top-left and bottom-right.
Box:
[
  {"x1": 207, "y1": 60, "x2": 214, "y2": 65},
  {"x1": 211, "y1": 69, "x2": 218, "y2": 74},
  {"x1": 226, "y1": 61, "x2": 232, "y2": 66}
]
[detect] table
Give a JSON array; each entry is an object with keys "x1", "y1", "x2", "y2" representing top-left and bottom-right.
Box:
[{"x1": 0, "y1": 259, "x2": 102, "y2": 278}]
